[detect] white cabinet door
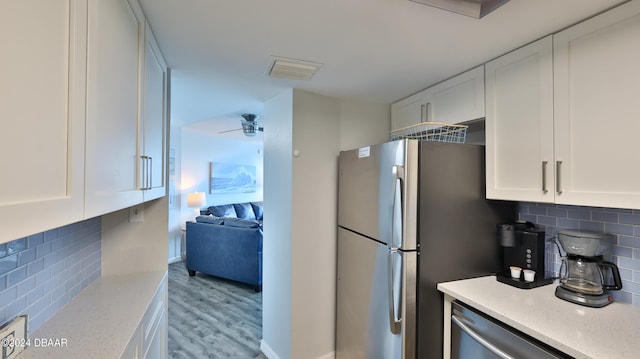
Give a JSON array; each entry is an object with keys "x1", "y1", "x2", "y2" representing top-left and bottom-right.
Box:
[
  {"x1": 485, "y1": 36, "x2": 554, "y2": 202},
  {"x1": 140, "y1": 24, "x2": 168, "y2": 201},
  {"x1": 0, "y1": 0, "x2": 86, "y2": 243},
  {"x1": 428, "y1": 65, "x2": 485, "y2": 125},
  {"x1": 391, "y1": 66, "x2": 485, "y2": 132},
  {"x1": 554, "y1": 0, "x2": 640, "y2": 209},
  {"x1": 121, "y1": 327, "x2": 142, "y2": 359},
  {"x1": 85, "y1": 0, "x2": 145, "y2": 218},
  {"x1": 391, "y1": 90, "x2": 431, "y2": 130},
  {"x1": 142, "y1": 277, "x2": 167, "y2": 359}
]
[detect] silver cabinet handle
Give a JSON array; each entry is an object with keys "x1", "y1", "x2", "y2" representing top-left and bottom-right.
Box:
[
  {"x1": 140, "y1": 156, "x2": 147, "y2": 190},
  {"x1": 556, "y1": 160, "x2": 563, "y2": 194},
  {"x1": 425, "y1": 102, "x2": 431, "y2": 122},
  {"x1": 148, "y1": 156, "x2": 153, "y2": 189},
  {"x1": 542, "y1": 161, "x2": 548, "y2": 193},
  {"x1": 451, "y1": 315, "x2": 515, "y2": 359},
  {"x1": 140, "y1": 155, "x2": 152, "y2": 190}
]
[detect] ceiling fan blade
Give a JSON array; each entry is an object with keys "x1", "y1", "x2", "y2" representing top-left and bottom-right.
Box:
[{"x1": 218, "y1": 128, "x2": 243, "y2": 134}]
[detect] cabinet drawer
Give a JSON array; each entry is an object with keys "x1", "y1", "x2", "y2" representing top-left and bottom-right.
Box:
[{"x1": 142, "y1": 279, "x2": 166, "y2": 353}]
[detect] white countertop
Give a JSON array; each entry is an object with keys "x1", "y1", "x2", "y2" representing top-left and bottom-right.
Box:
[
  {"x1": 438, "y1": 276, "x2": 640, "y2": 359},
  {"x1": 16, "y1": 270, "x2": 167, "y2": 359}
]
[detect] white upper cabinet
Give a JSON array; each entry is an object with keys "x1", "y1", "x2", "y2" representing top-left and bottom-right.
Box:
[
  {"x1": 391, "y1": 91, "x2": 432, "y2": 130},
  {"x1": 427, "y1": 65, "x2": 485, "y2": 125},
  {"x1": 85, "y1": 0, "x2": 145, "y2": 218},
  {"x1": 0, "y1": 0, "x2": 87, "y2": 244},
  {"x1": 140, "y1": 24, "x2": 168, "y2": 201},
  {"x1": 553, "y1": 0, "x2": 640, "y2": 209},
  {"x1": 486, "y1": 1, "x2": 640, "y2": 209},
  {"x1": 485, "y1": 36, "x2": 554, "y2": 202},
  {"x1": 391, "y1": 66, "x2": 485, "y2": 131}
]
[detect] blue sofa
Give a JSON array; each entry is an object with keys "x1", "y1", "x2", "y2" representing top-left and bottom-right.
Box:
[{"x1": 186, "y1": 202, "x2": 263, "y2": 291}]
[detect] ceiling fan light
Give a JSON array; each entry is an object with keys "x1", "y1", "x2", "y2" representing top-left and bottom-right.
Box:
[{"x1": 241, "y1": 121, "x2": 258, "y2": 136}]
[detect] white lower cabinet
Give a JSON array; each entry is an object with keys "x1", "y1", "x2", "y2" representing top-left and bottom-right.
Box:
[
  {"x1": 122, "y1": 327, "x2": 142, "y2": 359},
  {"x1": 142, "y1": 277, "x2": 168, "y2": 359},
  {"x1": 487, "y1": 1, "x2": 640, "y2": 209},
  {"x1": 123, "y1": 276, "x2": 167, "y2": 359}
]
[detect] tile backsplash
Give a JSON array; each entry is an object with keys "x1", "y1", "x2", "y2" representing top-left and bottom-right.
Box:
[
  {"x1": 0, "y1": 217, "x2": 102, "y2": 331},
  {"x1": 518, "y1": 202, "x2": 640, "y2": 306}
]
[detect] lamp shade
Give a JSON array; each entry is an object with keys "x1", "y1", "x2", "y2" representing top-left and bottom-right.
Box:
[{"x1": 187, "y1": 192, "x2": 206, "y2": 208}]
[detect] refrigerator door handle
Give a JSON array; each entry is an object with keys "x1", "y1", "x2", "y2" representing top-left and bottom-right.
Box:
[
  {"x1": 387, "y1": 249, "x2": 402, "y2": 335},
  {"x1": 391, "y1": 165, "x2": 404, "y2": 250}
]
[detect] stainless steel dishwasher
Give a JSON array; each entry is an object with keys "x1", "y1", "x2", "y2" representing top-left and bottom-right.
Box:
[{"x1": 451, "y1": 301, "x2": 571, "y2": 359}]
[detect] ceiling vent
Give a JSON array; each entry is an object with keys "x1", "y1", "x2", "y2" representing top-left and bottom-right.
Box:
[
  {"x1": 267, "y1": 57, "x2": 322, "y2": 81},
  {"x1": 410, "y1": 0, "x2": 510, "y2": 18}
]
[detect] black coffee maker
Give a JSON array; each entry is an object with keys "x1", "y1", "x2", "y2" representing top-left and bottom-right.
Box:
[{"x1": 496, "y1": 222, "x2": 554, "y2": 288}]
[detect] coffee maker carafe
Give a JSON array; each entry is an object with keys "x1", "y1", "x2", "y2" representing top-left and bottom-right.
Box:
[{"x1": 555, "y1": 230, "x2": 622, "y2": 307}]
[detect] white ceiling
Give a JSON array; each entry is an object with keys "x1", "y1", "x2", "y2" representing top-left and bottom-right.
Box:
[{"x1": 139, "y1": 0, "x2": 627, "y2": 138}]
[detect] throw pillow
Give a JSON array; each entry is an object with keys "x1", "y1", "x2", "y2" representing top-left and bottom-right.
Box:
[
  {"x1": 234, "y1": 203, "x2": 256, "y2": 220},
  {"x1": 195, "y1": 215, "x2": 224, "y2": 225},
  {"x1": 224, "y1": 218, "x2": 261, "y2": 228},
  {"x1": 251, "y1": 202, "x2": 263, "y2": 220},
  {"x1": 208, "y1": 204, "x2": 237, "y2": 218}
]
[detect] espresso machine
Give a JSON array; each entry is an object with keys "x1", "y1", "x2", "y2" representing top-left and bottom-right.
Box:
[
  {"x1": 555, "y1": 230, "x2": 623, "y2": 307},
  {"x1": 496, "y1": 222, "x2": 553, "y2": 288}
]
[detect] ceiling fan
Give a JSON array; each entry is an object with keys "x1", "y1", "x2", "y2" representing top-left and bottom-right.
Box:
[{"x1": 219, "y1": 114, "x2": 264, "y2": 137}]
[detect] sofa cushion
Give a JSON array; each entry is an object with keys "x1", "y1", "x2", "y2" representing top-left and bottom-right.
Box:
[
  {"x1": 224, "y1": 218, "x2": 261, "y2": 228},
  {"x1": 251, "y1": 202, "x2": 263, "y2": 220},
  {"x1": 208, "y1": 204, "x2": 237, "y2": 218},
  {"x1": 233, "y1": 203, "x2": 256, "y2": 220},
  {"x1": 195, "y1": 215, "x2": 224, "y2": 225}
]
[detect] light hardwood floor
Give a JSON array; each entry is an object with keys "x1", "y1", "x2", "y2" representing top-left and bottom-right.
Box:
[{"x1": 168, "y1": 261, "x2": 264, "y2": 358}]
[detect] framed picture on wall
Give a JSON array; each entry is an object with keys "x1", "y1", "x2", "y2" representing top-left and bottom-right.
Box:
[{"x1": 209, "y1": 162, "x2": 257, "y2": 194}]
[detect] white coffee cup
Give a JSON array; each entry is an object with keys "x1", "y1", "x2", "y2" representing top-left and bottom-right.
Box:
[
  {"x1": 523, "y1": 269, "x2": 536, "y2": 282},
  {"x1": 510, "y1": 266, "x2": 522, "y2": 279}
]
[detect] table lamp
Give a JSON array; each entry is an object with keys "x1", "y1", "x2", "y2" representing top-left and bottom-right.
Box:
[{"x1": 187, "y1": 192, "x2": 206, "y2": 219}]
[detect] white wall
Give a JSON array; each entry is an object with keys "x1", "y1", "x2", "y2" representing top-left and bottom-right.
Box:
[
  {"x1": 339, "y1": 99, "x2": 390, "y2": 151},
  {"x1": 262, "y1": 89, "x2": 389, "y2": 359},
  {"x1": 168, "y1": 125, "x2": 182, "y2": 262},
  {"x1": 290, "y1": 90, "x2": 341, "y2": 358},
  {"x1": 262, "y1": 89, "x2": 294, "y2": 358}
]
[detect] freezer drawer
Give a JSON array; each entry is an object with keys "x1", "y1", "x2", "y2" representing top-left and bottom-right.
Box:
[{"x1": 451, "y1": 301, "x2": 570, "y2": 359}]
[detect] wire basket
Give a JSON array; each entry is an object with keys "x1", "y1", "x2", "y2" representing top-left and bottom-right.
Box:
[{"x1": 389, "y1": 122, "x2": 468, "y2": 143}]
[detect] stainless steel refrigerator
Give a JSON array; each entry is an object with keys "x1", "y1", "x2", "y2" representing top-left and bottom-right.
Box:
[{"x1": 336, "y1": 139, "x2": 515, "y2": 359}]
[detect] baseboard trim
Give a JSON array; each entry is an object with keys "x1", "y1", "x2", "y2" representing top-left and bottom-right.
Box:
[
  {"x1": 317, "y1": 351, "x2": 336, "y2": 359},
  {"x1": 259, "y1": 340, "x2": 335, "y2": 359},
  {"x1": 260, "y1": 340, "x2": 280, "y2": 359},
  {"x1": 168, "y1": 256, "x2": 182, "y2": 264}
]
